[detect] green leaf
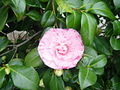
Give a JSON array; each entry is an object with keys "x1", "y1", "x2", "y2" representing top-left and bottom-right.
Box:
[
  {"x1": 26, "y1": 0, "x2": 41, "y2": 7},
  {"x1": 49, "y1": 74, "x2": 64, "y2": 90},
  {"x1": 0, "y1": 37, "x2": 9, "y2": 52},
  {"x1": 41, "y1": 10, "x2": 55, "y2": 28},
  {"x1": 83, "y1": 0, "x2": 100, "y2": 9},
  {"x1": 10, "y1": 0, "x2": 26, "y2": 21},
  {"x1": 0, "y1": 67, "x2": 5, "y2": 88},
  {"x1": 66, "y1": 11, "x2": 81, "y2": 30},
  {"x1": 92, "y1": 68, "x2": 104, "y2": 75},
  {"x1": 79, "y1": 66, "x2": 97, "y2": 89},
  {"x1": 26, "y1": 10, "x2": 42, "y2": 21},
  {"x1": 90, "y1": 55, "x2": 107, "y2": 68},
  {"x1": 56, "y1": 0, "x2": 82, "y2": 13},
  {"x1": 111, "y1": 76, "x2": 120, "y2": 90},
  {"x1": 8, "y1": 58, "x2": 23, "y2": 66},
  {"x1": 80, "y1": 13, "x2": 97, "y2": 46},
  {"x1": 91, "y1": 1, "x2": 116, "y2": 20},
  {"x1": 113, "y1": 0, "x2": 120, "y2": 9},
  {"x1": 110, "y1": 36, "x2": 120, "y2": 50},
  {"x1": 84, "y1": 46, "x2": 98, "y2": 57},
  {"x1": 94, "y1": 37, "x2": 112, "y2": 55},
  {"x1": 39, "y1": 0, "x2": 48, "y2": 2},
  {"x1": 0, "y1": 6, "x2": 8, "y2": 31},
  {"x1": 112, "y1": 20, "x2": 120, "y2": 35},
  {"x1": 63, "y1": 70, "x2": 72, "y2": 82},
  {"x1": 24, "y1": 48, "x2": 43, "y2": 67},
  {"x1": 10, "y1": 65, "x2": 39, "y2": 90}
]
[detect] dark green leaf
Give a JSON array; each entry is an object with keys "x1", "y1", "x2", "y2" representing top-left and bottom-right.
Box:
[
  {"x1": 83, "y1": 0, "x2": 100, "y2": 9},
  {"x1": 26, "y1": 10, "x2": 42, "y2": 21},
  {"x1": 10, "y1": 0, "x2": 26, "y2": 21},
  {"x1": 90, "y1": 55, "x2": 107, "y2": 68},
  {"x1": 56, "y1": 0, "x2": 82, "y2": 13},
  {"x1": 39, "y1": 0, "x2": 48, "y2": 2},
  {"x1": 24, "y1": 48, "x2": 43, "y2": 67},
  {"x1": 112, "y1": 20, "x2": 120, "y2": 35},
  {"x1": 91, "y1": 1, "x2": 116, "y2": 20},
  {"x1": 10, "y1": 65, "x2": 39, "y2": 90},
  {"x1": 110, "y1": 36, "x2": 120, "y2": 50},
  {"x1": 63, "y1": 70, "x2": 72, "y2": 82},
  {"x1": 43, "y1": 70, "x2": 52, "y2": 89},
  {"x1": 92, "y1": 68, "x2": 104, "y2": 75},
  {"x1": 8, "y1": 58, "x2": 23, "y2": 66},
  {"x1": 41, "y1": 10, "x2": 55, "y2": 28},
  {"x1": 0, "y1": 6, "x2": 8, "y2": 31},
  {"x1": 111, "y1": 76, "x2": 120, "y2": 90},
  {"x1": 113, "y1": 0, "x2": 120, "y2": 9},
  {"x1": 94, "y1": 37, "x2": 112, "y2": 55},
  {"x1": 0, "y1": 37, "x2": 9, "y2": 52},
  {"x1": 66, "y1": 11, "x2": 81, "y2": 30},
  {"x1": 0, "y1": 67, "x2": 5, "y2": 88},
  {"x1": 80, "y1": 13, "x2": 97, "y2": 46},
  {"x1": 49, "y1": 74, "x2": 64, "y2": 90},
  {"x1": 79, "y1": 66, "x2": 97, "y2": 89},
  {"x1": 26, "y1": 0, "x2": 41, "y2": 7}
]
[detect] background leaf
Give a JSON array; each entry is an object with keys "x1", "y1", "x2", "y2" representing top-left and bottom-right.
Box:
[
  {"x1": 110, "y1": 36, "x2": 120, "y2": 50},
  {"x1": 112, "y1": 20, "x2": 120, "y2": 35},
  {"x1": 113, "y1": 0, "x2": 120, "y2": 9},
  {"x1": 79, "y1": 66, "x2": 97, "y2": 89},
  {"x1": 0, "y1": 6, "x2": 8, "y2": 31},
  {"x1": 66, "y1": 11, "x2": 81, "y2": 30},
  {"x1": 24, "y1": 48, "x2": 43, "y2": 67},
  {"x1": 80, "y1": 13, "x2": 97, "y2": 46},
  {"x1": 41, "y1": 10, "x2": 55, "y2": 28},
  {"x1": 10, "y1": 65, "x2": 39, "y2": 90},
  {"x1": 91, "y1": 1, "x2": 116, "y2": 20},
  {"x1": 10, "y1": 0, "x2": 26, "y2": 21},
  {"x1": 0, "y1": 67, "x2": 5, "y2": 88},
  {"x1": 0, "y1": 37, "x2": 9, "y2": 52}
]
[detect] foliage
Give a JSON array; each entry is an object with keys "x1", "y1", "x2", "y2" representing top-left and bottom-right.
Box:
[{"x1": 0, "y1": 0, "x2": 120, "y2": 89}]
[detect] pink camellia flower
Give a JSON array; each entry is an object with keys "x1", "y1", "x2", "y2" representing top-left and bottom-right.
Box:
[{"x1": 38, "y1": 28, "x2": 84, "y2": 69}]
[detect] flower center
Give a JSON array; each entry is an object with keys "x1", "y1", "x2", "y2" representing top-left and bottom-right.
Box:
[{"x1": 56, "y1": 44, "x2": 68, "y2": 55}]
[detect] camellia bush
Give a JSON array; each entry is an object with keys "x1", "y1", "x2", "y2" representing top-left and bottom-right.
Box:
[{"x1": 0, "y1": 0, "x2": 120, "y2": 90}]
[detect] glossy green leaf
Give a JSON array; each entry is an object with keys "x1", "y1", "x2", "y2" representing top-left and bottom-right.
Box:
[
  {"x1": 84, "y1": 46, "x2": 98, "y2": 57},
  {"x1": 10, "y1": 0, "x2": 26, "y2": 21},
  {"x1": 26, "y1": 10, "x2": 42, "y2": 21},
  {"x1": 24, "y1": 48, "x2": 43, "y2": 67},
  {"x1": 8, "y1": 58, "x2": 23, "y2": 66},
  {"x1": 56, "y1": 0, "x2": 82, "y2": 13},
  {"x1": 110, "y1": 36, "x2": 120, "y2": 50},
  {"x1": 0, "y1": 6, "x2": 8, "y2": 31},
  {"x1": 113, "y1": 0, "x2": 120, "y2": 9},
  {"x1": 10, "y1": 65, "x2": 39, "y2": 90},
  {"x1": 80, "y1": 13, "x2": 97, "y2": 46},
  {"x1": 83, "y1": 0, "x2": 100, "y2": 9},
  {"x1": 91, "y1": 1, "x2": 116, "y2": 20},
  {"x1": 0, "y1": 37, "x2": 9, "y2": 52},
  {"x1": 66, "y1": 11, "x2": 81, "y2": 30},
  {"x1": 41, "y1": 10, "x2": 55, "y2": 28},
  {"x1": 49, "y1": 74, "x2": 64, "y2": 90},
  {"x1": 94, "y1": 37, "x2": 112, "y2": 55},
  {"x1": 90, "y1": 55, "x2": 107, "y2": 68},
  {"x1": 112, "y1": 20, "x2": 120, "y2": 35},
  {"x1": 92, "y1": 68, "x2": 104, "y2": 75},
  {"x1": 79, "y1": 66, "x2": 97, "y2": 89},
  {"x1": 26, "y1": 0, "x2": 41, "y2": 7},
  {"x1": 0, "y1": 67, "x2": 5, "y2": 88}
]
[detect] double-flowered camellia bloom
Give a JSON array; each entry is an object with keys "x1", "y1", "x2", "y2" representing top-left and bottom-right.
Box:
[{"x1": 38, "y1": 28, "x2": 84, "y2": 69}]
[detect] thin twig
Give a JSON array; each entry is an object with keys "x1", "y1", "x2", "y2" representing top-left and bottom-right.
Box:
[{"x1": 0, "y1": 30, "x2": 42, "y2": 56}]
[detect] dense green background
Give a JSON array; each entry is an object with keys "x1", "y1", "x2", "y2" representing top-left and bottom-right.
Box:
[{"x1": 0, "y1": 0, "x2": 120, "y2": 90}]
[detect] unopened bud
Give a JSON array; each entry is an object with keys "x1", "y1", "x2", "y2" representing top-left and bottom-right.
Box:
[
  {"x1": 54, "y1": 69, "x2": 63, "y2": 77},
  {"x1": 65, "y1": 86, "x2": 72, "y2": 90},
  {"x1": 5, "y1": 68, "x2": 10, "y2": 75},
  {"x1": 39, "y1": 79, "x2": 45, "y2": 87}
]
